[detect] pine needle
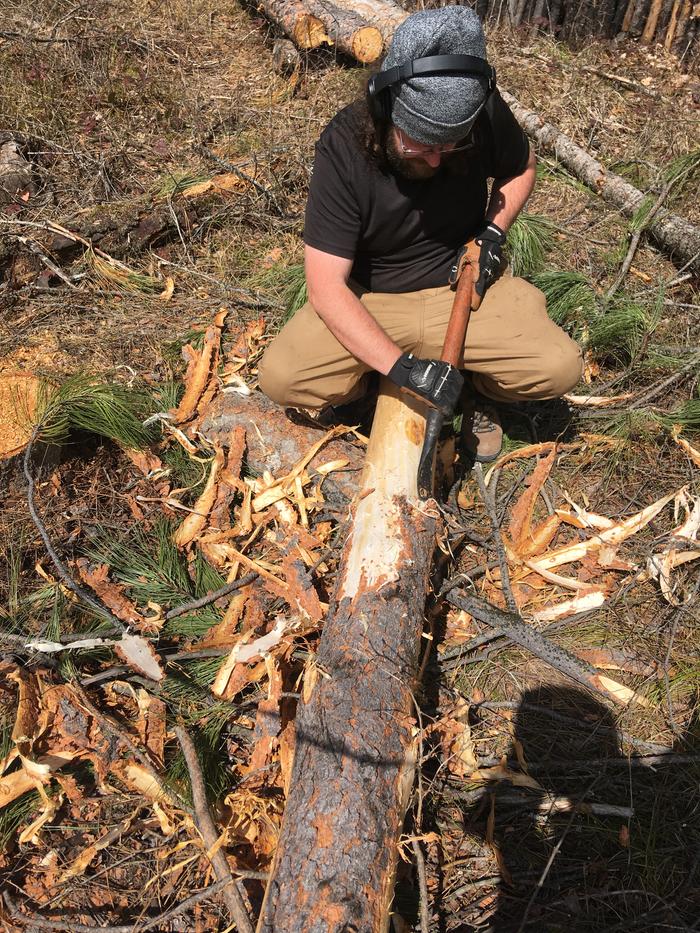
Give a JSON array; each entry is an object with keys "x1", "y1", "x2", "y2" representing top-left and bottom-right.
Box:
[
  {"x1": 657, "y1": 398, "x2": 700, "y2": 434},
  {"x1": 532, "y1": 269, "x2": 598, "y2": 329},
  {"x1": 248, "y1": 262, "x2": 307, "y2": 326},
  {"x1": 36, "y1": 375, "x2": 156, "y2": 448},
  {"x1": 155, "y1": 172, "x2": 212, "y2": 199},
  {"x1": 84, "y1": 245, "x2": 164, "y2": 294},
  {"x1": 86, "y1": 519, "x2": 195, "y2": 607},
  {"x1": 585, "y1": 298, "x2": 653, "y2": 363},
  {"x1": 506, "y1": 212, "x2": 554, "y2": 278}
]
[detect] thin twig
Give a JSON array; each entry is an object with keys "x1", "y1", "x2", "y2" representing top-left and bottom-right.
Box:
[
  {"x1": 23, "y1": 427, "x2": 126, "y2": 634},
  {"x1": 473, "y1": 464, "x2": 518, "y2": 613},
  {"x1": 156, "y1": 257, "x2": 285, "y2": 309},
  {"x1": 174, "y1": 725, "x2": 254, "y2": 933},
  {"x1": 663, "y1": 248, "x2": 700, "y2": 286},
  {"x1": 628, "y1": 353, "x2": 700, "y2": 410},
  {"x1": 411, "y1": 838, "x2": 431, "y2": 933},
  {"x1": 196, "y1": 145, "x2": 285, "y2": 217},
  {"x1": 165, "y1": 572, "x2": 258, "y2": 619},
  {"x1": 515, "y1": 784, "x2": 595, "y2": 933},
  {"x1": 17, "y1": 235, "x2": 79, "y2": 288},
  {"x1": 605, "y1": 176, "x2": 676, "y2": 300},
  {"x1": 3, "y1": 879, "x2": 235, "y2": 932},
  {"x1": 472, "y1": 700, "x2": 672, "y2": 754}
]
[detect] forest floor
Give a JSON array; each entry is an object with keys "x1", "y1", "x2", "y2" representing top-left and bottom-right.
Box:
[{"x1": 1, "y1": 1, "x2": 699, "y2": 931}]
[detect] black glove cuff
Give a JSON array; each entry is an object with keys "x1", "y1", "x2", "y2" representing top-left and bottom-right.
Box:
[
  {"x1": 387, "y1": 352, "x2": 415, "y2": 389},
  {"x1": 478, "y1": 222, "x2": 506, "y2": 245}
]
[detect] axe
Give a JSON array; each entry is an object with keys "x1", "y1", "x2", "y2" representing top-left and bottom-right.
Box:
[{"x1": 417, "y1": 239, "x2": 481, "y2": 500}]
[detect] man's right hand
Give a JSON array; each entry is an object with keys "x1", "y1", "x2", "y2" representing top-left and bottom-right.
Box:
[{"x1": 387, "y1": 352, "x2": 464, "y2": 417}]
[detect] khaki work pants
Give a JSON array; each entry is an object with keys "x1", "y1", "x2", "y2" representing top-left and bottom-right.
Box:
[{"x1": 258, "y1": 273, "x2": 583, "y2": 410}]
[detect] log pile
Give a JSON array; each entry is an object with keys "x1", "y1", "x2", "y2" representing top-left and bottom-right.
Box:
[
  {"x1": 256, "y1": 0, "x2": 407, "y2": 63},
  {"x1": 258, "y1": 0, "x2": 697, "y2": 65}
]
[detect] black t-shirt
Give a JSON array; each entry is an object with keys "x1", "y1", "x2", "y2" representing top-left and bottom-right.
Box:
[{"x1": 303, "y1": 91, "x2": 530, "y2": 293}]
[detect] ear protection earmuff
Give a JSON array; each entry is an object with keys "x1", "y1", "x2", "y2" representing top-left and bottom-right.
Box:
[{"x1": 367, "y1": 54, "x2": 496, "y2": 125}]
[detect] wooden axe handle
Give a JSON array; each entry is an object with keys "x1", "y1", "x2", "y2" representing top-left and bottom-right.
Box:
[{"x1": 417, "y1": 239, "x2": 479, "y2": 500}]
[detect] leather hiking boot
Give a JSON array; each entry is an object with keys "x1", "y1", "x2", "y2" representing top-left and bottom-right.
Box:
[{"x1": 461, "y1": 395, "x2": 503, "y2": 463}]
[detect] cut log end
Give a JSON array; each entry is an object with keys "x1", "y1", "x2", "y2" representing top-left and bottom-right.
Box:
[
  {"x1": 293, "y1": 15, "x2": 329, "y2": 48},
  {"x1": 351, "y1": 26, "x2": 384, "y2": 63}
]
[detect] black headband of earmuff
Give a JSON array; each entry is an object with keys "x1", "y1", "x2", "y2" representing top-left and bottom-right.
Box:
[{"x1": 367, "y1": 54, "x2": 496, "y2": 122}]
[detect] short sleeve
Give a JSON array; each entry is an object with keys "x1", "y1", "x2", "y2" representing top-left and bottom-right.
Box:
[
  {"x1": 303, "y1": 125, "x2": 362, "y2": 260},
  {"x1": 479, "y1": 90, "x2": 530, "y2": 181}
]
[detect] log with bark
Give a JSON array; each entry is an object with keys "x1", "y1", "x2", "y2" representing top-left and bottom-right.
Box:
[
  {"x1": 258, "y1": 0, "x2": 384, "y2": 63},
  {"x1": 257, "y1": 381, "x2": 438, "y2": 932},
  {"x1": 501, "y1": 90, "x2": 700, "y2": 277},
  {"x1": 325, "y1": 0, "x2": 409, "y2": 44},
  {"x1": 199, "y1": 389, "x2": 366, "y2": 505}
]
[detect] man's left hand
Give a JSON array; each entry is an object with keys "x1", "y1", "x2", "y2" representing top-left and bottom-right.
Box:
[{"x1": 473, "y1": 222, "x2": 506, "y2": 304}]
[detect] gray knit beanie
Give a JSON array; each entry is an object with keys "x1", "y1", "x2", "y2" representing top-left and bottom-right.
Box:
[{"x1": 383, "y1": 6, "x2": 489, "y2": 145}]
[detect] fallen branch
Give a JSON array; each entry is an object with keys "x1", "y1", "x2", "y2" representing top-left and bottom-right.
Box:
[
  {"x1": 23, "y1": 427, "x2": 126, "y2": 634},
  {"x1": 502, "y1": 90, "x2": 700, "y2": 276},
  {"x1": 444, "y1": 590, "x2": 643, "y2": 707},
  {"x1": 165, "y1": 572, "x2": 258, "y2": 620},
  {"x1": 3, "y1": 880, "x2": 235, "y2": 932},
  {"x1": 473, "y1": 463, "x2": 518, "y2": 613},
  {"x1": 174, "y1": 725, "x2": 254, "y2": 933},
  {"x1": 605, "y1": 174, "x2": 677, "y2": 299},
  {"x1": 412, "y1": 837, "x2": 431, "y2": 933}
]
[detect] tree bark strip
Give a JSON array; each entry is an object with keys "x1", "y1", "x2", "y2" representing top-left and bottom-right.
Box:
[
  {"x1": 501, "y1": 90, "x2": 700, "y2": 276},
  {"x1": 257, "y1": 382, "x2": 438, "y2": 933}
]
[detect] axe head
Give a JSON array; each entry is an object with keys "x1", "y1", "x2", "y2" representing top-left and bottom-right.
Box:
[{"x1": 417, "y1": 407, "x2": 444, "y2": 500}]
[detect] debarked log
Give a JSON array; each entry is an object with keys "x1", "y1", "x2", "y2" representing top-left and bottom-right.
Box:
[
  {"x1": 257, "y1": 381, "x2": 439, "y2": 933},
  {"x1": 502, "y1": 90, "x2": 700, "y2": 276}
]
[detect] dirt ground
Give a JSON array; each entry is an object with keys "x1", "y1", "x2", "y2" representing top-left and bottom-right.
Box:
[{"x1": 1, "y1": 0, "x2": 699, "y2": 930}]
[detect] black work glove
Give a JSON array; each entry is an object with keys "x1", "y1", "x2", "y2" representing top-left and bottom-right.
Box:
[
  {"x1": 474, "y1": 222, "x2": 506, "y2": 301},
  {"x1": 387, "y1": 352, "x2": 464, "y2": 417}
]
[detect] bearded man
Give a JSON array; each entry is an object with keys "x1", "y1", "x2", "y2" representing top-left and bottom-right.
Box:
[{"x1": 259, "y1": 4, "x2": 582, "y2": 461}]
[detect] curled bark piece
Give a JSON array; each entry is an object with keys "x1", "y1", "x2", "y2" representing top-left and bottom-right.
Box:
[{"x1": 502, "y1": 89, "x2": 700, "y2": 276}]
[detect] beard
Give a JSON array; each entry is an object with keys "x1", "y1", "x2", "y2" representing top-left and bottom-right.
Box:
[{"x1": 385, "y1": 130, "x2": 439, "y2": 181}]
